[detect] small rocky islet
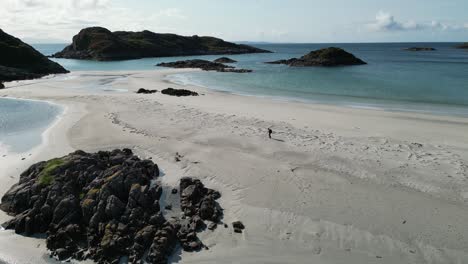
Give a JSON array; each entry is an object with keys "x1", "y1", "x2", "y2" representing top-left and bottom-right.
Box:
[
  {"x1": 404, "y1": 47, "x2": 436, "y2": 51},
  {"x1": 0, "y1": 28, "x2": 69, "y2": 84},
  {"x1": 52, "y1": 27, "x2": 271, "y2": 61},
  {"x1": 0, "y1": 149, "x2": 232, "y2": 263},
  {"x1": 456, "y1": 43, "x2": 468, "y2": 49},
  {"x1": 266, "y1": 47, "x2": 367, "y2": 67},
  {"x1": 213, "y1": 57, "x2": 237, "y2": 63},
  {"x1": 157, "y1": 59, "x2": 252, "y2": 73}
]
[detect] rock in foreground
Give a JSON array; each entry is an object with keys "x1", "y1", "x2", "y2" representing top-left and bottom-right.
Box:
[
  {"x1": 404, "y1": 47, "x2": 436, "y2": 51},
  {"x1": 157, "y1": 59, "x2": 252, "y2": 73},
  {"x1": 1, "y1": 149, "x2": 222, "y2": 264},
  {"x1": 0, "y1": 29, "x2": 69, "y2": 83},
  {"x1": 161, "y1": 88, "x2": 199, "y2": 97},
  {"x1": 266, "y1": 47, "x2": 366, "y2": 67},
  {"x1": 214, "y1": 57, "x2": 237, "y2": 63},
  {"x1": 52, "y1": 27, "x2": 271, "y2": 61}
]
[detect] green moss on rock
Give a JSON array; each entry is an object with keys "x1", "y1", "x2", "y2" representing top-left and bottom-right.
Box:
[{"x1": 38, "y1": 158, "x2": 66, "y2": 186}]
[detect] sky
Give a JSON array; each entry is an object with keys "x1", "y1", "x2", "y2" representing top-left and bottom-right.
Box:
[{"x1": 1, "y1": 0, "x2": 468, "y2": 43}]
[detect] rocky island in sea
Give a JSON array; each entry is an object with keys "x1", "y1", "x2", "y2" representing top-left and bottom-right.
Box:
[
  {"x1": 456, "y1": 43, "x2": 468, "y2": 49},
  {"x1": 52, "y1": 27, "x2": 271, "y2": 61},
  {"x1": 157, "y1": 59, "x2": 253, "y2": 73},
  {"x1": 0, "y1": 29, "x2": 68, "y2": 85},
  {"x1": 213, "y1": 57, "x2": 237, "y2": 63},
  {"x1": 0, "y1": 149, "x2": 226, "y2": 263},
  {"x1": 404, "y1": 47, "x2": 436, "y2": 51},
  {"x1": 266, "y1": 47, "x2": 366, "y2": 67}
]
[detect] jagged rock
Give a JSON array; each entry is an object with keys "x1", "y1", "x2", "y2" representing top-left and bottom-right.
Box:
[
  {"x1": 157, "y1": 59, "x2": 252, "y2": 73},
  {"x1": 137, "y1": 88, "x2": 157, "y2": 94},
  {"x1": 266, "y1": 47, "x2": 366, "y2": 67},
  {"x1": 0, "y1": 150, "x2": 223, "y2": 264},
  {"x1": 0, "y1": 29, "x2": 69, "y2": 83},
  {"x1": 177, "y1": 177, "x2": 223, "y2": 250},
  {"x1": 52, "y1": 27, "x2": 271, "y2": 61},
  {"x1": 232, "y1": 221, "x2": 245, "y2": 230},
  {"x1": 214, "y1": 57, "x2": 237, "y2": 63},
  {"x1": 404, "y1": 47, "x2": 436, "y2": 51},
  {"x1": 0, "y1": 82, "x2": 4, "y2": 89},
  {"x1": 161, "y1": 88, "x2": 199, "y2": 97},
  {"x1": 207, "y1": 222, "x2": 217, "y2": 231}
]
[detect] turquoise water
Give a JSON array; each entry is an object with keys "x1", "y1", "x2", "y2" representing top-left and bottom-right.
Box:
[
  {"x1": 35, "y1": 43, "x2": 468, "y2": 116},
  {"x1": 0, "y1": 98, "x2": 61, "y2": 153}
]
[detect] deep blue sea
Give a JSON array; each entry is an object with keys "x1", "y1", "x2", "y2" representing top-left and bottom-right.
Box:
[{"x1": 34, "y1": 42, "x2": 468, "y2": 116}]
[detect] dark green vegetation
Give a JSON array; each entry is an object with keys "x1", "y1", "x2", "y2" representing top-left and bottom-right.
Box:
[
  {"x1": 266, "y1": 47, "x2": 367, "y2": 67},
  {"x1": 0, "y1": 29, "x2": 68, "y2": 83},
  {"x1": 37, "y1": 158, "x2": 66, "y2": 186},
  {"x1": 53, "y1": 27, "x2": 271, "y2": 61},
  {"x1": 0, "y1": 149, "x2": 224, "y2": 263}
]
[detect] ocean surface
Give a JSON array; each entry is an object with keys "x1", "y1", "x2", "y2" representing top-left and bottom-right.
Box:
[
  {"x1": 0, "y1": 98, "x2": 61, "y2": 154},
  {"x1": 34, "y1": 42, "x2": 468, "y2": 116}
]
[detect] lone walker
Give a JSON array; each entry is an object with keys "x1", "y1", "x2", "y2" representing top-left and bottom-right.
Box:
[{"x1": 268, "y1": 128, "x2": 273, "y2": 139}]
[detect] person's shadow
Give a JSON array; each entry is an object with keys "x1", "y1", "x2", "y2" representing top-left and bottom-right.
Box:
[{"x1": 271, "y1": 138, "x2": 285, "y2": 142}]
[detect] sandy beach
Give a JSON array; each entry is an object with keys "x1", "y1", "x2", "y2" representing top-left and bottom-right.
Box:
[{"x1": 1, "y1": 69, "x2": 468, "y2": 264}]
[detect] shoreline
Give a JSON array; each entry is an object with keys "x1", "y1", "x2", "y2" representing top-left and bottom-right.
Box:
[
  {"x1": 0, "y1": 70, "x2": 468, "y2": 263},
  {"x1": 0, "y1": 96, "x2": 65, "y2": 155},
  {"x1": 0, "y1": 96, "x2": 85, "y2": 264},
  {"x1": 166, "y1": 70, "x2": 468, "y2": 118}
]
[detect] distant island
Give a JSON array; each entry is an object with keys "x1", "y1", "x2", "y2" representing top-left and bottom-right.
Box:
[
  {"x1": 404, "y1": 47, "x2": 436, "y2": 51},
  {"x1": 52, "y1": 27, "x2": 272, "y2": 61},
  {"x1": 214, "y1": 57, "x2": 237, "y2": 63},
  {"x1": 0, "y1": 29, "x2": 68, "y2": 86},
  {"x1": 266, "y1": 47, "x2": 366, "y2": 67},
  {"x1": 456, "y1": 43, "x2": 468, "y2": 49}
]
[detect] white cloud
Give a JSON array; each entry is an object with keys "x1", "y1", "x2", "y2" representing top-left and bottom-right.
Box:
[
  {"x1": 368, "y1": 11, "x2": 467, "y2": 32},
  {"x1": 369, "y1": 11, "x2": 422, "y2": 31},
  {"x1": 0, "y1": 1, "x2": 187, "y2": 42}
]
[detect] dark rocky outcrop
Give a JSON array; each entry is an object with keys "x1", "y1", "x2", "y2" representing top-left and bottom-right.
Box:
[
  {"x1": 136, "y1": 88, "x2": 157, "y2": 94},
  {"x1": 52, "y1": 27, "x2": 271, "y2": 61},
  {"x1": 214, "y1": 57, "x2": 237, "y2": 63},
  {"x1": 404, "y1": 47, "x2": 436, "y2": 51},
  {"x1": 0, "y1": 29, "x2": 69, "y2": 83},
  {"x1": 266, "y1": 47, "x2": 366, "y2": 67},
  {"x1": 157, "y1": 59, "x2": 252, "y2": 73},
  {"x1": 232, "y1": 221, "x2": 245, "y2": 233},
  {"x1": 0, "y1": 82, "x2": 4, "y2": 89},
  {"x1": 178, "y1": 177, "x2": 222, "y2": 251},
  {"x1": 456, "y1": 43, "x2": 468, "y2": 49},
  {"x1": 0, "y1": 149, "x2": 222, "y2": 264},
  {"x1": 161, "y1": 88, "x2": 199, "y2": 97}
]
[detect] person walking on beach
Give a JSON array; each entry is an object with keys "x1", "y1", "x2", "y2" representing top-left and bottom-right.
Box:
[{"x1": 268, "y1": 128, "x2": 273, "y2": 139}]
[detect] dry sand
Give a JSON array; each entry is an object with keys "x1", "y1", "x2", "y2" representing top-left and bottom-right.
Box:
[{"x1": 0, "y1": 69, "x2": 468, "y2": 264}]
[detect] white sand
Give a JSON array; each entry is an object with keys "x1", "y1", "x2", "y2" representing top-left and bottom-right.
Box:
[{"x1": 1, "y1": 70, "x2": 468, "y2": 264}]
